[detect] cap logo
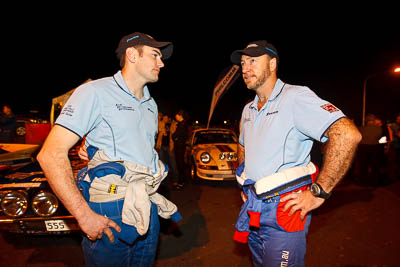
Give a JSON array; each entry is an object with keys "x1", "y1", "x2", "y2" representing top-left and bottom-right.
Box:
[
  {"x1": 246, "y1": 44, "x2": 259, "y2": 48},
  {"x1": 126, "y1": 35, "x2": 140, "y2": 43}
]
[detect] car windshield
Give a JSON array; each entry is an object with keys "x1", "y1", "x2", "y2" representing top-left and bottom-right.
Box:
[{"x1": 194, "y1": 131, "x2": 236, "y2": 145}]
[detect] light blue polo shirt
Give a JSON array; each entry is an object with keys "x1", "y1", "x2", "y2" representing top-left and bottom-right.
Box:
[
  {"x1": 56, "y1": 71, "x2": 159, "y2": 173},
  {"x1": 239, "y1": 79, "x2": 345, "y2": 181}
]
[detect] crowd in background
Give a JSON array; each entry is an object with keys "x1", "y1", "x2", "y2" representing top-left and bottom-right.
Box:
[
  {"x1": 353, "y1": 112, "x2": 400, "y2": 186},
  {"x1": 2, "y1": 102, "x2": 399, "y2": 186},
  {"x1": 156, "y1": 109, "x2": 191, "y2": 190}
]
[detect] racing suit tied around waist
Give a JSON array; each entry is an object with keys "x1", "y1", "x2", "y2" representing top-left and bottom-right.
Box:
[
  {"x1": 234, "y1": 162, "x2": 318, "y2": 243},
  {"x1": 77, "y1": 146, "x2": 182, "y2": 242}
]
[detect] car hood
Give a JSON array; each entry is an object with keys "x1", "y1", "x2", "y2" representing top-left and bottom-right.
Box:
[
  {"x1": 0, "y1": 161, "x2": 49, "y2": 190},
  {"x1": 193, "y1": 143, "x2": 236, "y2": 154}
]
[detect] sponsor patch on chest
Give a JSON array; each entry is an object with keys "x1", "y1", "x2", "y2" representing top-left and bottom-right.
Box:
[
  {"x1": 116, "y1": 104, "x2": 135, "y2": 111},
  {"x1": 266, "y1": 110, "x2": 278, "y2": 116}
]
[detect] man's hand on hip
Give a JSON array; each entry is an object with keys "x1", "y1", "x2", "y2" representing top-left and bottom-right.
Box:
[{"x1": 280, "y1": 190, "x2": 325, "y2": 220}]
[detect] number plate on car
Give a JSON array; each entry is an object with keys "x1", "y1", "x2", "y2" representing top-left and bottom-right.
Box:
[{"x1": 45, "y1": 220, "x2": 70, "y2": 231}]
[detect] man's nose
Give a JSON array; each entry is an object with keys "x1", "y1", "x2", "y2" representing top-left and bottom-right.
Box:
[{"x1": 158, "y1": 58, "x2": 165, "y2": 68}]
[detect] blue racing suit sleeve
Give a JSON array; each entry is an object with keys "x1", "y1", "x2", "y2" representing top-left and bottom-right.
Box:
[
  {"x1": 234, "y1": 179, "x2": 263, "y2": 243},
  {"x1": 236, "y1": 162, "x2": 245, "y2": 177}
]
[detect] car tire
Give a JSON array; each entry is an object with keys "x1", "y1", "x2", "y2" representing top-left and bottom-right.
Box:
[
  {"x1": 13, "y1": 121, "x2": 27, "y2": 143},
  {"x1": 190, "y1": 162, "x2": 199, "y2": 184},
  {"x1": 15, "y1": 124, "x2": 26, "y2": 136}
]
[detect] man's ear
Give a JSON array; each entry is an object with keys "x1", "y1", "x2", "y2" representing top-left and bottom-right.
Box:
[
  {"x1": 269, "y1": 57, "x2": 277, "y2": 72},
  {"x1": 126, "y1": 47, "x2": 138, "y2": 63}
]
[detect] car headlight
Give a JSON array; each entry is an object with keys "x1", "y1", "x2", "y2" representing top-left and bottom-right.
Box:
[
  {"x1": 32, "y1": 191, "x2": 59, "y2": 216},
  {"x1": 219, "y1": 152, "x2": 237, "y2": 161},
  {"x1": 227, "y1": 152, "x2": 237, "y2": 161},
  {"x1": 1, "y1": 191, "x2": 28, "y2": 217},
  {"x1": 200, "y1": 152, "x2": 211, "y2": 163}
]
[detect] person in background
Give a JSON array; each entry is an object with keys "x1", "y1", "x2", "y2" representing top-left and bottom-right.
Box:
[
  {"x1": 230, "y1": 40, "x2": 361, "y2": 266},
  {"x1": 37, "y1": 32, "x2": 181, "y2": 266},
  {"x1": 171, "y1": 109, "x2": 190, "y2": 189},
  {"x1": 355, "y1": 113, "x2": 383, "y2": 186},
  {"x1": 157, "y1": 112, "x2": 165, "y2": 144},
  {"x1": 387, "y1": 113, "x2": 400, "y2": 181},
  {"x1": 0, "y1": 104, "x2": 17, "y2": 143},
  {"x1": 156, "y1": 114, "x2": 179, "y2": 188},
  {"x1": 157, "y1": 114, "x2": 170, "y2": 150},
  {"x1": 374, "y1": 116, "x2": 391, "y2": 183}
]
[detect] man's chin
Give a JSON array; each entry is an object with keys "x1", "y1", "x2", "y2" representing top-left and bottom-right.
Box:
[
  {"x1": 148, "y1": 77, "x2": 159, "y2": 83},
  {"x1": 244, "y1": 79, "x2": 255, "y2": 88},
  {"x1": 245, "y1": 83, "x2": 256, "y2": 90}
]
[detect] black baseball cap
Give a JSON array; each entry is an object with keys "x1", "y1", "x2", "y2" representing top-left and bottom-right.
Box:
[
  {"x1": 116, "y1": 32, "x2": 173, "y2": 60},
  {"x1": 230, "y1": 40, "x2": 279, "y2": 65}
]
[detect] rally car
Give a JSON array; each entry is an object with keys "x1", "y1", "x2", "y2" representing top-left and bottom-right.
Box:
[
  {"x1": 0, "y1": 146, "x2": 85, "y2": 235},
  {"x1": 188, "y1": 128, "x2": 238, "y2": 181}
]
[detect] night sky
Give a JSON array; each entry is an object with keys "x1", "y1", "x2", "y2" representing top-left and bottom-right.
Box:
[{"x1": 5, "y1": 9, "x2": 400, "y2": 127}]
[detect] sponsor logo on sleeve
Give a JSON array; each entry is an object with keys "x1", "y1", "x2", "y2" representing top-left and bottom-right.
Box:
[
  {"x1": 61, "y1": 105, "x2": 75, "y2": 117},
  {"x1": 320, "y1": 103, "x2": 339, "y2": 113}
]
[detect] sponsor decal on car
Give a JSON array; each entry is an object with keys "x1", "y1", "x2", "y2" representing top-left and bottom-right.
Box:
[{"x1": 215, "y1": 145, "x2": 234, "y2": 152}]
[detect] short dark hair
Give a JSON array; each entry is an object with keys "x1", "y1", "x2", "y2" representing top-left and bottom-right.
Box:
[{"x1": 119, "y1": 45, "x2": 144, "y2": 68}]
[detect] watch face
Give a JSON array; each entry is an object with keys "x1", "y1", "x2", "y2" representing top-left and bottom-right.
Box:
[{"x1": 310, "y1": 184, "x2": 320, "y2": 196}]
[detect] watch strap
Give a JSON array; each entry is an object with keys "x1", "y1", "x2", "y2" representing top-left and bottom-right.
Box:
[{"x1": 315, "y1": 183, "x2": 331, "y2": 199}]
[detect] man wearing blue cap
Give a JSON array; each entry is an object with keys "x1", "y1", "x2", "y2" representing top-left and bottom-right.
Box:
[
  {"x1": 38, "y1": 32, "x2": 181, "y2": 266},
  {"x1": 231, "y1": 40, "x2": 361, "y2": 266}
]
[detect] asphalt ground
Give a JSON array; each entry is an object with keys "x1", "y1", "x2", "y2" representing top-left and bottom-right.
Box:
[
  {"x1": 155, "y1": 176, "x2": 400, "y2": 267},
  {"x1": 0, "y1": 175, "x2": 399, "y2": 266}
]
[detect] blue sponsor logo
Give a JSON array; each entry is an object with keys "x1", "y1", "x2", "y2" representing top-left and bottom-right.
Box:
[{"x1": 126, "y1": 35, "x2": 139, "y2": 43}]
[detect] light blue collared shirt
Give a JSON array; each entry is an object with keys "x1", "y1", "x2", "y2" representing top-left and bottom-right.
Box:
[
  {"x1": 56, "y1": 71, "x2": 159, "y2": 173},
  {"x1": 239, "y1": 79, "x2": 345, "y2": 181}
]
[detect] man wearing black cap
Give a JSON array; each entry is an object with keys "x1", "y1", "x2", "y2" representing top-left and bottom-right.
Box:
[
  {"x1": 38, "y1": 32, "x2": 179, "y2": 266},
  {"x1": 231, "y1": 40, "x2": 361, "y2": 266}
]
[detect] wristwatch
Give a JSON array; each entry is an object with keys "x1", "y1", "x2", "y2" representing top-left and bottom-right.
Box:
[{"x1": 310, "y1": 183, "x2": 331, "y2": 199}]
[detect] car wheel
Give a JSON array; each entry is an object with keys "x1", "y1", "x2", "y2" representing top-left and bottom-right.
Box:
[
  {"x1": 15, "y1": 125, "x2": 26, "y2": 136},
  {"x1": 190, "y1": 162, "x2": 199, "y2": 183}
]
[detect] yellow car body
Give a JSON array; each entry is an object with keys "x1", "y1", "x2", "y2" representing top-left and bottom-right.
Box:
[{"x1": 188, "y1": 128, "x2": 238, "y2": 181}]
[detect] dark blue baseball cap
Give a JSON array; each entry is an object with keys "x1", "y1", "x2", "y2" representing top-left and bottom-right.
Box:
[
  {"x1": 230, "y1": 40, "x2": 279, "y2": 65},
  {"x1": 116, "y1": 32, "x2": 173, "y2": 60}
]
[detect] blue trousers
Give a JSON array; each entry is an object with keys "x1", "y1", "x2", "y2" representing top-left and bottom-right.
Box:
[
  {"x1": 82, "y1": 200, "x2": 160, "y2": 267},
  {"x1": 247, "y1": 196, "x2": 311, "y2": 267}
]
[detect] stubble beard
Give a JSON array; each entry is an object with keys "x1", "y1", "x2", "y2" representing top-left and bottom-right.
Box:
[{"x1": 246, "y1": 68, "x2": 269, "y2": 91}]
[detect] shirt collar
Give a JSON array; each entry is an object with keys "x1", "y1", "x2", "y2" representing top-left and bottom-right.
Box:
[
  {"x1": 114, "y1": 71, "x2": 151, "y2": 102},
  {"x1": 249, "y1": 78, "x2": 285, "y2": 110},
  {"x1": 269, "y1": 79, "x2": 285, "y2": 101}
]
